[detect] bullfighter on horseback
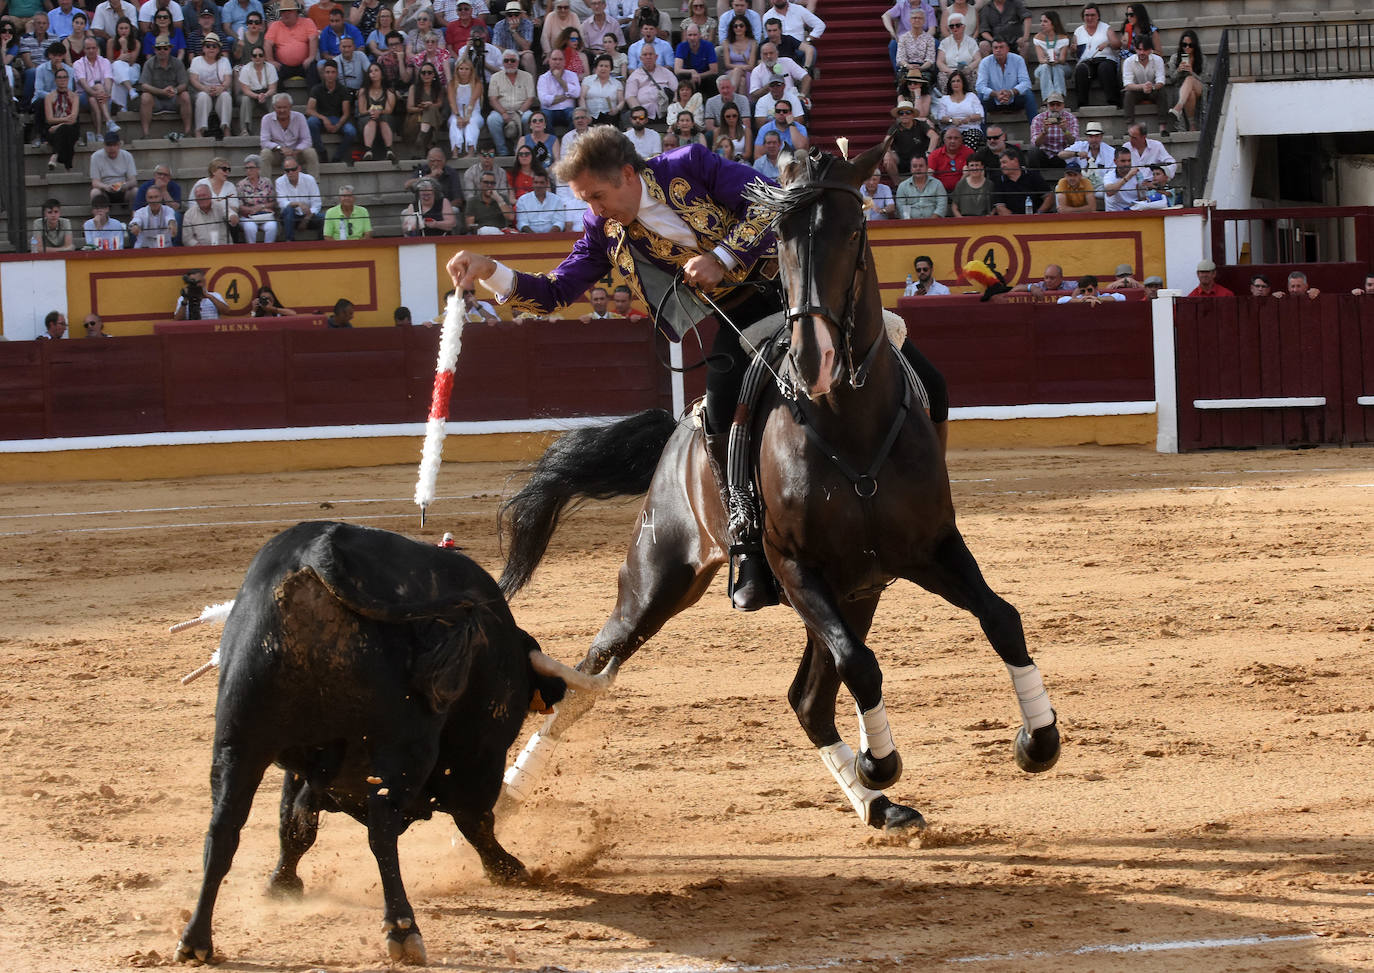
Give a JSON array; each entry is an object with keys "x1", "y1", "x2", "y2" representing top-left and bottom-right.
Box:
[{"x1": 447, "y1": 125, "x2": 948, "y2": 612}]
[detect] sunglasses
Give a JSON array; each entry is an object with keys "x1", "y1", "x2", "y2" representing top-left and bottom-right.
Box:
[
  {"x1": 284, "y1": 166, "x2": 299, "y2": 172},
  {"x1": 517, "y1": 149, "x2": 532, "y2": 155},
  {"x1": 775, "y1": 108, "x2": 788, "y2": 113},
  {"x1": 216, "y1": 165, "x2": 230, "y2": 171}
]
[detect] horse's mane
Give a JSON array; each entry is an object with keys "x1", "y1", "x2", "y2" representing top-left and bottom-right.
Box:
[{"x1": 743, "y1": 148, "x2": 858, "y2": 220}]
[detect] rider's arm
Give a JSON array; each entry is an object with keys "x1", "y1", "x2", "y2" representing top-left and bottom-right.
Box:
[{"x1": 478, "y1": 221, "x2": 613, "y2": 316}]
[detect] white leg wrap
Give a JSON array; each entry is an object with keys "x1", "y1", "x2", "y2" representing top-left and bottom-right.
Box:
[
  {"x1": 501, "y1": 713, "x2": 560, "y2": 805},
  {"x1": 1006, "y1": 663, "x2": 1055, "y2": 731},
  {"x1": 855, "y1": 699, "x2": 896, "y2": 759},
  {"x1": 818, "y1": 741, "x2": 883, "y2": 822}
]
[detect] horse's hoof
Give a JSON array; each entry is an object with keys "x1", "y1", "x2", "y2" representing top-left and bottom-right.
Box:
[
  {"x1": 266, "y1": 871, "x2": 304, "y2": 899},
  {"x1": 386, "y1": 931, "x2": 427, "y2": 965},
  {"x1": 173, "y1": 937, "x2": 211, "y2": 965},
  {"x1": 1014, "y1": 718, "x2": 1060, "y2": 773},
  {"x1": 856, "y1": 749, "x2": 903, "y2": 791},
  {"x1": 867, "y1": 795, "x2": 926, "y2": 832}
]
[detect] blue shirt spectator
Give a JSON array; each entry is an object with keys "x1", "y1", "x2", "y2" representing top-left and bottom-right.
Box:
[
  {"x1": 318, "y1": 19, "x2": 366, "y2": 58},
  {"x1": 218, "y1": 0, "x2": 263, "y2": 36},
  {"x1": 975, "y1": 41, "x2": 1037, "y2": 121},
  {"x1": 754, "y1": 116, "x2": 807, "y2": 149},
  {"x1": 674, "y1": 37, "x2": 716, "y2": 73}
]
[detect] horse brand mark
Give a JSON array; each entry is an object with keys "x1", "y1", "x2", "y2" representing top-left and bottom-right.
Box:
[{"x1": 638, "y1": 509, "x2": 656, "y2": 545}]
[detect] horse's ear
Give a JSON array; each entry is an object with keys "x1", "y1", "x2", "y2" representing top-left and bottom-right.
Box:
[
  {"x1": 777, "y1": 149, "x2": 804, "y2": 187},
  {"x1": 847, "y1": 138, "x2": 892, "y2": 186}
]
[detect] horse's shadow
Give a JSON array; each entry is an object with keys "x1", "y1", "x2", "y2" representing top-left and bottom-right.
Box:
[{"x1": 417, "y1": 839, "x2": 1354, "y2": 969}]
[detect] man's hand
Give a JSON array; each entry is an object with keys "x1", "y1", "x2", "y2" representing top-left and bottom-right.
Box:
[
  {"x1": 683, "y1": 252, "x2": 725, "y2": 289},
  {"x1": 447, "y1": 250, "x2": 498, "y2": 290}
]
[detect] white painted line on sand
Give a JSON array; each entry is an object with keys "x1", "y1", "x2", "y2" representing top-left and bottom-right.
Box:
[
  {"x1": 948, "y1": 932, "x2": 1318, "y2": 964},
  {"x1": 0, "y1": 493, "x2": 487, "y2": 522},
  {"x1": 0, "y1": 511, "x2": 488, "y2": 538}
]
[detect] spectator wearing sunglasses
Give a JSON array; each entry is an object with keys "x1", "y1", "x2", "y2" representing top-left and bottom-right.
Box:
[
  {"x1": 752, "y1": 98, "x2": 806, "y2": 150},
  {"x1": 492, "y1": 1, "x2": 536, "y2": 76},
  {"x1": 219, "y1": 0, "x2": 264, "y2": 38}
]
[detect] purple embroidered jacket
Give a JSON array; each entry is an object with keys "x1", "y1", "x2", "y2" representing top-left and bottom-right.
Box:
[{"x1": 499, "y1": 144, "x2": 778, "y2": 338}]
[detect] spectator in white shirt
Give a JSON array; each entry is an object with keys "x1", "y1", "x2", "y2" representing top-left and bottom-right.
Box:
[
  {"x1": 761, "y1": 0, "x2": 824, "y2": 46},
  {"x1": 1123, "y1": 121, "x2": 1176, "y2": 178},
  {"x1": 83, "y1": 194, "x2": 128, "y2": 249},
  {"x1": 623, "y1": 105, "x2": 662, "y2": 155},
  {"x1": 516, "y1": 173, "x2": 570, "y2": 232},
  {"x1": 274, "y1": 157, "x2": 324, "y2": 239},
  {"x1": 1121, "y1": 37, "x2": 1165, "y2": 125}
]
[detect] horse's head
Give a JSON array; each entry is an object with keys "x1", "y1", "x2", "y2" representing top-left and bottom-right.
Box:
[{"x1": 760, "y1": 139, "x2": 889, "y2": 400}]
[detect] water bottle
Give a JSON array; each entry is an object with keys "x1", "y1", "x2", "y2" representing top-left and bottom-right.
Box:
[
  {"x1": 29, "y1": 234, "x2": 39, "y2": 254},
  {"x1": 906, "y1": 273, "x2": 914, "y2": 291},
  {"x1": 1024, "y1": 196, "x2": 1033, "y2": 215}
]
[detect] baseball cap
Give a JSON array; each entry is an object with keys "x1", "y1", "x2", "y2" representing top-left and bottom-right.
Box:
[
  {"x1": 1064, "y1": 159, "x2": 1082, "y2": 172},
  {"x1": 103, "y1": 130, "x2": 121, "y2": 144},
  {"x1": 1044, "y1": 91, "x2": 1064, "y2": 104},
  {"x1": 1143, "y1": 275, "x2": 1163, "y2": 287},
  {"x1": 768, "y1": 75, "x2": 784, "y2": 85},
  {"x1": 1197, "y1": 259, "x2": 1216, "y2": 272},
  {"x1": 1085, "y1": 121, "x2": 1104, "y2": 134}
]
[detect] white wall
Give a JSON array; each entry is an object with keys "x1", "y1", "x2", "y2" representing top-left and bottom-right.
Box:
[
  {"x1": 1162, "y1": 211, "x2": 1206, "y2": 295},
  {"x1": 1208, "y1": 79, "x2": 1374, "y2": 210},
  {"x1": 396, "y1": 242, "x2": 440, "y2": 326},
  {"x1": 0, "y1": 260, "x2": 70, "y2": 340}
]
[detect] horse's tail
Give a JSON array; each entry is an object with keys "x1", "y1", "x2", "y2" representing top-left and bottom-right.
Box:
[{"x1": 499, "y1": 408, "x2": 678, "y2": 597}]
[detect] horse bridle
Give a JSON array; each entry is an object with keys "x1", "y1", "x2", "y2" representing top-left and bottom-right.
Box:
[{"x1": 780, "y1": 173, "x2": 883, "y2": 390}]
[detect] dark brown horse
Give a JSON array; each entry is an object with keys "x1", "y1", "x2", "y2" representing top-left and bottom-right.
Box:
[{"x1": 496, "y1": 140, "x2": 1059, "y2": 830}]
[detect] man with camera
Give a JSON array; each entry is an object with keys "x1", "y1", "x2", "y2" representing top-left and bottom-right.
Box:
[
  {"x1": 1028, "y1": 90, "x2": 1077, "y2": 171},
  {"x1": 173, "y1": 269, "x2": 231, "y2": 320}
]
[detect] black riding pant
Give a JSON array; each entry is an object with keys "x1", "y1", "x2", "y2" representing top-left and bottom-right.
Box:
[
  {"x1": 900, "y1": 340, "x2": 949, "y2": 423},
  {"x1": 703, "y1": 281, "x2": 783, "y2": 436}
]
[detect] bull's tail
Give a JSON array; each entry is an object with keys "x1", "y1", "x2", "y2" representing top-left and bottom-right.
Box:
[{"x1": 499, "y1": 409, "x2": 678, "y2": 597}]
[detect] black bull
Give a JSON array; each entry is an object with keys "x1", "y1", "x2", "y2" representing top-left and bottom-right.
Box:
[{"x1": 175, "y1": 521, "x2": 598, "y2": 966}]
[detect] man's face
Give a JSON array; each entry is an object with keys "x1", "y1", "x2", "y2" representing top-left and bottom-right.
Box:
[
  {"x1": 1065, "y1": 168, "x2": 1083, "y2": 186},
  {"x1": 760, "y1": 42, "x2": 777, "y2": 65},
  {"x1": 330, "y1": 9, "x2": 344, "y2": 28},
  {"x1": 1287, "y1": 276, "x2": 1308, "y2": 296},
  {"x1": 639, "y1": 47, "x2": 656, "y2": 70},
  {"x1": 1000, "y1": 154, "x2": 1021, "y2": 179},
  {"x1": 1250, "y1": 278, "x2": 1271, "y2": 297},
  {"x1": 104, "y1": 139, "x2": 121, "y2": 157},
  {"x1": 92, "y1": 203, "x2": 110, "y2": 223},
  {"x1": 943, "y1": 127, "x2": 961, "y2": 152},
  {"x1": 480, "y1": 176, "x2": 496, "y2": 194},
  {"x1": 283, "y1": 161, "x2": 301, "y2": 182},
  {"x1": 1136, "y1": 43, "x2": 1150, "y2": 64},
  {"x1": 49, "y1": 48, "x2": 65, "y2": 66},
  {"x1": 48, "y1": 316, "x2": 67, "y2": 337},
  {"x1": 83, "y1": 37, "x2": 99, "y2": 59},
  {"x1": 187, "y1": 270, "x2": 205, "y2": 286},
  {"x1": 1080, "y1": 282, "x2": 1098, "y2": 297},
  {"x1": 685, "y1": 25, "x2": 700, "y2": 44},
  {"x1": 963, "y1": 159, "x2": 983, "y2": 179},
  {"x1": 503, "y1": 53, "x2": 518, "y2": 74},
  {"x1": 195, "y1": 187, "x2": 213, "y2": 211},
  {"x1": 1043, "y1": 266, "x2": 1063, "y2": 289},
  {"x1": 341, "y1": 36, "x2": 355, "y2": 55},
  {"x1": 993, "y1": 40, "x2": 1008, "y2": 62},
  {"x1": 1129, "y1": 126, "x2": 1146, "y2": 147},
  {"x1": 548, "y1": 50, "x2": 564, "y2": 71},
  {"x1": 337, "y1": 303, "x2": 353, "y2": 322},
  {"x1": 717, "y1": 77, "x2": 734, "y2": 98},
  {"x1": 323, "y1": 64, "x2": 338, "y2": 86},
  {"x1": 573, "y1": 110, "x2": 589, "y2": 129},
  {"x1": 630, "y1": 109, "x2": 647, "y2": 131},
  {"x1": 146, "y1": 189, "x2": 163, "y2": 209},
  {"x1": 83, "y1": 316, "x2": 103, "y2": 335},
  {"x1": 640, "y1": 23, "x2": 656, "y2": 41},
  {"x1": 1143, "y1": 282, "x2": 1161, "y2": 299},
  {"x1": 569, "y1": 164, "x2": 641, "y2": 225},
  {"x1": 1087, "y1": 131, "x2": 1103, "y2": 150},
  {"x1": 1364, "y1": 275, "x2": 1374, "y2": 296},
  {"x1": 280, "y1": 6, "x2": 298, "y2": 24},
  {"x1": 763, "y1": 133, "x2": 780, "y2": 158},
  {"x1": 154, "y1": 168, "x2": 171, "y2": 185},
  {"x1": 427, "y1": 148, "x2": 445, "y2": 168},
  {"x1": 915, "y1": 260, "x2": 933, "y2": 281},
  {"x1": 590, "y1": 288, "x2": 608, "y2": 313},
  {"x1": 1115, "y1": 150, "x2": 1132, "y2": 173},
  {"x1": 910, "y1": 156, "x2": 927, "y2": 179},
  {"x1": 339, "y1": 191, "x2": 354, "y2": 210},
  {"x1": 1197, "y1": 269, "x2": 1216, "y2": 288},
  {"x1": 765, "y1": 21, "x2": 781, "y2": 43},
  {"x1": 532, "y1": 175, "x2": 548, "y2": 197},
  {"x1": 612, "y1": 290, "x2": 631, "y2": 314},
  {"x1": 863, "y1": 172, "x2": 879, "y2": 191},
  {"x1": 275, "y1": 100, "x2": 291, "y2": 120}
]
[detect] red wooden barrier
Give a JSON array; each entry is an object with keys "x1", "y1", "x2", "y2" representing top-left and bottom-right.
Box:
[
  {"x1": 0, "y1": 320, "x2": 674, "y2": 442},
  {"x1": 1172, "y1": 296, "x2": 1374, "y2": 450}
]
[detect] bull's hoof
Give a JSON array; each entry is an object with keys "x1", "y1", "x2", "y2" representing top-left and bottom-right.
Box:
[
  {"x1": 386, "y1": 931, "x2": 427, "y2": 966},
  {"x1": 266, "y1": 870, "x2": 304, "y2": 899},
  {"x1": 484, "y1": 854, "x2": 529, "y2": 886},
  {"x1": 173, "y1": 935, "x2": 213, "y2": 966},
  {"x1": 867, "y1": 796, "x2": 926, "y2": 832},
  {"x1": 1014, "y1": 717, "x2": 1060, "y2": 774},
  {"x1": 856, "y1": 749, "x2": 903, "y2": 791}
]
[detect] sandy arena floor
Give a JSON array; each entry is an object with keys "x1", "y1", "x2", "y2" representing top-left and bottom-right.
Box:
[{"x1": 1, "y1": 444, "x2": 1371, "y2": 973}]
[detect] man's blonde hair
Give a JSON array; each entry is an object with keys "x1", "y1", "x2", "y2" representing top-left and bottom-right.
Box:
[{"x1": 553, "y1": 124, "x2": 647, "y2": 186}]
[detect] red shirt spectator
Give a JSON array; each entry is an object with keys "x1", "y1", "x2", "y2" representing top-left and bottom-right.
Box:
[
  {"x1": 266, "y1": 3, "x2": 318, "y2": 68},
  {"x1": 928, "y1": 144, "x2": 972, "y2": 192},
  {"x1": 1188, "y1": 260, "x2": 1234, "y2": 297}
]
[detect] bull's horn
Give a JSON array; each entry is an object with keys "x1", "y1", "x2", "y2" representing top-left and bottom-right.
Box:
[{"x1": 528, "y1": 650, "x2": 619, "y2": 693}]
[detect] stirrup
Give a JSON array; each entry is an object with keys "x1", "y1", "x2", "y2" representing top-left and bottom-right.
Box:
[{"x1": 728, "y1": 542, "x2": 779, "y2": 611}]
